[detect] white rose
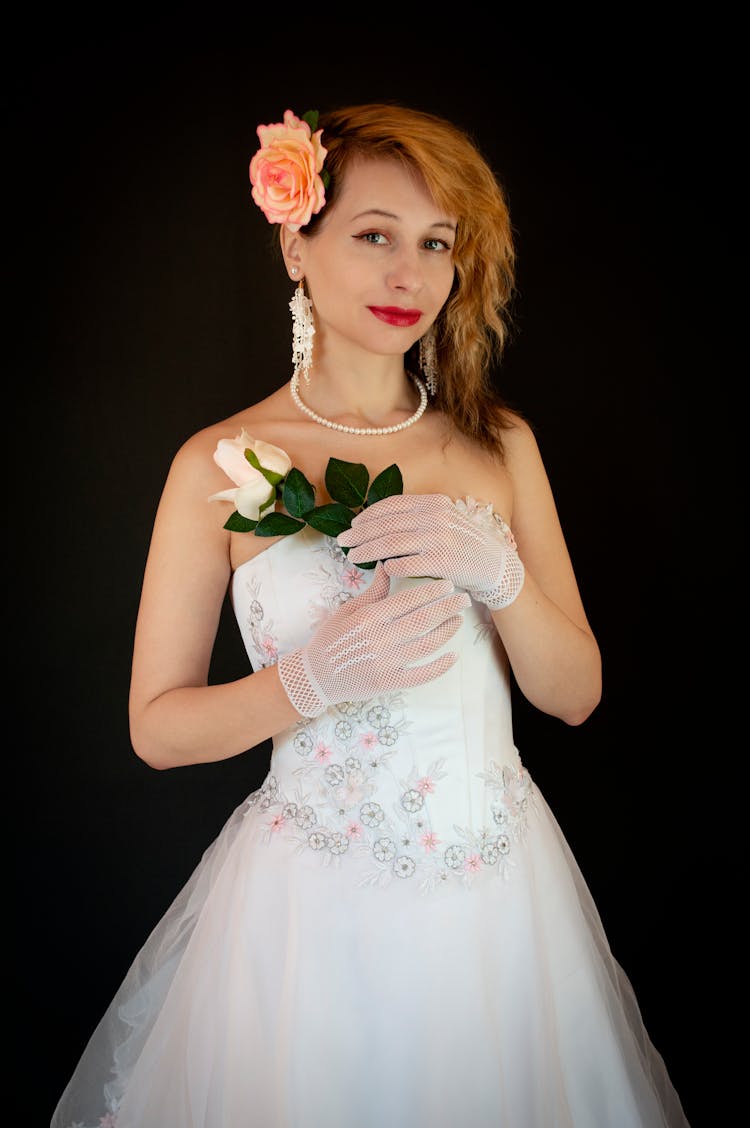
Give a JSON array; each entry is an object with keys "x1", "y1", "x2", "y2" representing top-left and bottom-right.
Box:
[
  {"x1": 242, "y1": 434, "x2": 292, "y2": 483},
  {"x1": 209, "y1": 430, "x2": 292, "y2": 521}
]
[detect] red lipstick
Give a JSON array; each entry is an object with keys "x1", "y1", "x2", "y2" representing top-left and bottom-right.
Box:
[{"x1": 368, "y1": 306, "x2": 422, "y2": 328}]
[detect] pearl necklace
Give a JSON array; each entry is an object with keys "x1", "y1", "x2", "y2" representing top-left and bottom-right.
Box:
[{"x1": 290, "y1": 371, "x2": 428, "y2": 435}]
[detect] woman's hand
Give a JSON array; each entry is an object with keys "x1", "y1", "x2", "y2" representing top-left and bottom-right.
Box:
[
  {"x1": 337, "y1": 494, "x2": 525, "y2": 610},
  {"x1": 277, "y1": 562, "x2": 470, "y2": 717}
]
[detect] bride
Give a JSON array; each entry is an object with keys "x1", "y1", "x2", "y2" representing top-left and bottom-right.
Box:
[{"x1": 51, "y1": 102, "x2": 689, "y2": 1128}]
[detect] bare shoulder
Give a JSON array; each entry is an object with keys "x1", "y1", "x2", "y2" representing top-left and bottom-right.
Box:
[
  {"x1": 496, "y1": 410, "x2": 568, "y2": 555},
  {"x1": 495, "y1": 412, "x2": 551, "y2": 493},
  {"x1": 168, "y1": 383, "x2": 294, "y2": 488},
  {"x1": 499, "y1": 411, "x2": 543, "y2": 466}
]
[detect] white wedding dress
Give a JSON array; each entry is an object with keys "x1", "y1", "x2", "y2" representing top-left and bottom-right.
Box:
[{"x1": 51, "y1": 507, "x2": 690, "y2": 1127}]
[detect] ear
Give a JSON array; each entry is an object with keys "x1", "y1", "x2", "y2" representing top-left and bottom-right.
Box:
[{"x1": 280, "y1": 224, "x2": 305, "y2": 281}]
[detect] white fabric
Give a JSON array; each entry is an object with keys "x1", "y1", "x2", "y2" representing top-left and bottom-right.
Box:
[
  {"x1": 51, "y1": 515, "x2": 689, "y2": 1128},
  {"x1": 277, "y1": 562, "x2": 469, "y2": 716},
  {"x1": 338, "y1": 493, "x2": 525, "y2": 609}
]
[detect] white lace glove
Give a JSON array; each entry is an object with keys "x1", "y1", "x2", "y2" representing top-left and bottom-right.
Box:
[
  {"x1": 337, "y1": 494, "x2": 525, "y2": 611},
  {"x1": 277, "y1": 562, "x2": 470, "y2": 718}
]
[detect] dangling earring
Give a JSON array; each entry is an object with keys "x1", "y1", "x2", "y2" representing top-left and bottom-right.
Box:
[
  {"x1": 419, "y1": 325, "x2": 439, "y2": 396},
  {"x1": 289, "y1": 277, "x2": 315, "y2": 384}
]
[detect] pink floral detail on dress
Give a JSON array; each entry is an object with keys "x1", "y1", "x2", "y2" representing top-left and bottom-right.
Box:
[
  {"x1": 268, "y1": 814, "x2": 287, "y2": 833},
  {"x1": 238, "y1": 574, "x2": 281, "y2": 670},
  {"x1": 359, "y1": 731, "x2": 379, "y2": 750},
  {"x1": 342, "y1": 565, "x2": 367, "y2": 589},
  {"x1": 314, "y1": 742, "x2": 332, "y2": 763},
  {"x1": 420, "y1": 831, "x2": 441, "y2": 852},
  {"x1": 99, "y1": 1116, "x2": 118, "y2": 1128},
  {"x1": 347, "y1": 821, "x2": 363, "y2": 839},
  {"x1": 335, "y1": 773, "x2": 368, "y2": 807},
  {"x1": 464, "y1": 854, "x2": 482, "y2": 873},
  {"x1": 416, "y1": 776, "x2": 435, "y2": 794},
  {"x1": 305, "y1": 536, "x2": 375, "y2": 630}
]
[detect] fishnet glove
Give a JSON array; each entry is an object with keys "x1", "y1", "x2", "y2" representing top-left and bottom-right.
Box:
[
  {"x1": 277, "y1": 563, "x2": 470, "y2": 718},
  {"x1": 338, "y1": 494, "x2": 525, "y2": 611}
]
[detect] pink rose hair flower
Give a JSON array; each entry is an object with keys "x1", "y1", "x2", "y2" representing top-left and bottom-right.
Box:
[{"x1": 249, "y1": 109, "x2": 328, "y2": 232}]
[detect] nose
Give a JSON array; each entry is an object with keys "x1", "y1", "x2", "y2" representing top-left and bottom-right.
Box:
[{"x1": 385, "y1": 248, "x2": 424, "y2": 295}]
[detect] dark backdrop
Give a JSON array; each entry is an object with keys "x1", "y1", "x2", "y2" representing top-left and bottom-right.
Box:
[{"x1": 12, "y1": 36, "x2": 724, "y2": 1127}]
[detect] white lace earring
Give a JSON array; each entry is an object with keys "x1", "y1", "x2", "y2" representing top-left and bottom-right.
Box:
[
  {"x1": 419, "y1": 325, "x2": 439, "y2": 396},
  {"x1": 289, "y1": 276, "x2": 315, "y2": 384}
]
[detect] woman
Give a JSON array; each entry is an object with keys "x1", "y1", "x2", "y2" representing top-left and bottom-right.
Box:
[{"x1": 52, "y1": 103, "x2": 689, "y2": 1127}]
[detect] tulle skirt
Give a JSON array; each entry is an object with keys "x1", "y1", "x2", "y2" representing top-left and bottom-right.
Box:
[{"x1": 51, "y1": 782, "x2": 689, "y2": 1128}]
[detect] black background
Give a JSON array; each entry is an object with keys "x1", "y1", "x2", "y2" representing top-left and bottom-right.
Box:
[{"x1": 11, "y1": 32, "x2": 728, "y2": 1127}]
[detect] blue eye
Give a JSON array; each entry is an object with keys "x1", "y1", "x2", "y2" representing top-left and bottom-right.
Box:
[
  {"x1": 356, "y1": 232, "x2": 389, "y2": 245},
  {"x1": 424, "y1": 238, "x2": 451, "y2": 252}
]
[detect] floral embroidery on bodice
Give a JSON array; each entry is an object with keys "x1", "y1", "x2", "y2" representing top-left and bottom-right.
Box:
[
  {"x1": 243, "y1": 740, "x2": 533, "y2": 893},
  {"x1": 231, "y1": 501, "x2": 534, "y2": 894}
]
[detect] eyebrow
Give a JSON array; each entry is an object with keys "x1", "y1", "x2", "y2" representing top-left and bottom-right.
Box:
[{"x1": 350, "y1": 208, "x2": 457, "y2": 232}]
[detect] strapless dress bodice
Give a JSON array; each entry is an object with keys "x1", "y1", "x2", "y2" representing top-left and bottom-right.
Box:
[{"x1": 230, "y1": 520, "x2": 531, "y2": 893}]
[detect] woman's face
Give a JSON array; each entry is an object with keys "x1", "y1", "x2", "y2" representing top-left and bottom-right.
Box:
[{"x1": 287, "y1": 156, "x2": 457, "y2": 361}]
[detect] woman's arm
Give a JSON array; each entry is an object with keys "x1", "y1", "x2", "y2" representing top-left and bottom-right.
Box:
[
  {"x1": 128, "y1": 424, "x2": 472, "y2": 769},
  {"x1": 338, "y1": 416, "x2": 602, "y2": 727},
  {"x1": 128, "y1": 430, "x2": 300, "y2": 770},
  {"x1": 492, "y1": 418, "x2": 601, "y2": 725}
]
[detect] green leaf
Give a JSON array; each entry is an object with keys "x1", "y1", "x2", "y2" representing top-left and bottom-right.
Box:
[
  {"x1": 244, "y1": 448, "x2": 284, "y2": 487},
  {"x1": 325, "y1": 458, "x2": 369, "y2": 508},
  {"x1": 254, "y1": 512, "x2": 306, "y2": 537},
  {"x1": 283, "y1": 467, "x2": 316, "y2": 518},
  {"x1": 355, "y1": 558, "x2": 378, "y2": 570},
  {"x1": 320, "y1": 168, "x2": 330, "y2": 191},
  {"x1": 305, "y1": 503, "x2": 356, "y2": 538},
  {"x1": 224, "y1": 511, "x2": 257, "y2": 532},
  {"x1": 365, "y1": 463, "x2": 404, "y2": 506},
  {"x1": 302, "y1": 109, "x2": 319, "y2": 132}
]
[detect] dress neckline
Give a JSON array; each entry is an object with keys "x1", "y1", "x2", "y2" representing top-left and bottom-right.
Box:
[{"x1": 230, "y1": 495, "x2": 511, "y2": 584}]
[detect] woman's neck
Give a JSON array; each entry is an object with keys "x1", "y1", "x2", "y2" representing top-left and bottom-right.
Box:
[{"x1": 296, "y1": 358, "x2": 419, "y2": 430}]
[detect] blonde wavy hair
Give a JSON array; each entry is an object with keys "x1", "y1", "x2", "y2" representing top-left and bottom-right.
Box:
[{"x1": 281, "y1": 103, "x2": 519, "y2": 454}]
